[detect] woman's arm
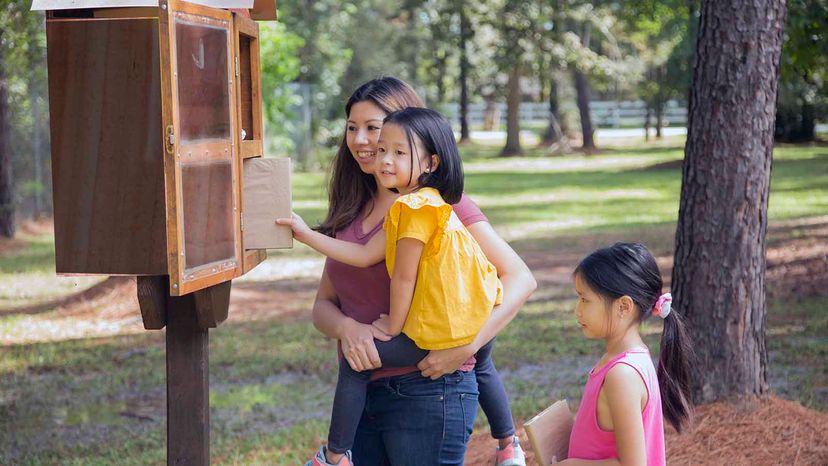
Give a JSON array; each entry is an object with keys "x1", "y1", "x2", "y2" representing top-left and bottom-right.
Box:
[
  {"x1": 374, "y1": 237, "x2": 424, "y2": 336},
  {"x1": 417, "y1": 221, "x2": 537, "y2": 379},
  {"x1": 277, "y1": 212, "x2": 385, "y2": 267},
  {"x1": 312, "y1": 265, "x2": 391, "y2": 371}
]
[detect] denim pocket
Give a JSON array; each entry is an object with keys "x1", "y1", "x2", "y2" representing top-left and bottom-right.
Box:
[
  {"x1": 391, "y1": 374, "x2": 446, "y2": 401},
  {"x1": 459, "y1": 391, "x2": 479, "y2": 443}
]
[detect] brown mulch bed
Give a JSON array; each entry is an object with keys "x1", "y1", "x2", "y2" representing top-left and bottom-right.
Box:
[{"x1": 465, "y1": 396, "x2": 828, "y2": 465}]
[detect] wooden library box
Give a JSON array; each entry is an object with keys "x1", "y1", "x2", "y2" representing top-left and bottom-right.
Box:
[{"x1": 35, "y1": 0, "x2": 290, "y2": 296}]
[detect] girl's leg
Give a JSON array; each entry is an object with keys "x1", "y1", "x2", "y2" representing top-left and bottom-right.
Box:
[
  {"x1": 475, "y1": 339, "x2": 517, "y2": 440},
  {"x1": 327, "y1": 334, "x2": 428, "y2": 454}
]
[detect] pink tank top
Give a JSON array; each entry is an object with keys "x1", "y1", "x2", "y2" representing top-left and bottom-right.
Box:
[{"x1": 568, "y1": 348, "x2": 666, "y2": 466}]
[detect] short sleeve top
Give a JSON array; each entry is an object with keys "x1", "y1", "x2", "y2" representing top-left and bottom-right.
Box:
[{"x1": 384, "y1": 188, "x2": 503, "y2": 350}]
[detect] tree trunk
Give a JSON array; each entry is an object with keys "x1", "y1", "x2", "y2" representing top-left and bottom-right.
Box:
[
  {"x1": 0, "y1": 34, "x2": 15, "y2": 238},
  {"x1": 458, "y1": 3, "x2": 471, "y2": 143},
  {"x1": 574, "y1": 70, "x2": 594, "y2": 151},
  {"x1": 574, "y1": 22, "x2": 595, "y2": 151},
  {"x1": 30, "y1": 14, "x2": 45, "y2": 217},
  {"x1": 541, "y1": 0, "x2": 565, "y2": 147},
  {"x1": 500, "y1": 66, "x2": 523, "y2": 156},
  {"x1": 655, "y1": 67, "x2": 664, "y2": 139},
  {"x1": 672, "y1": 0, "x2": 786, "y2": 403},
  {"x1": 644, "y1": 104, "x2": 651, "y2": 142}
]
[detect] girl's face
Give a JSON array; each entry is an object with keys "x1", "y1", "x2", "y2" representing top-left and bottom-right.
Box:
[
  {"x1": 574, "y1": 274, "x2": 613, "y2": 340},
  {"x1": 346, "y1": 100, "x2": 387, "y2": 174},
  {"x1": 376, "y1": 123, "x2": 435, "y2": 194}
]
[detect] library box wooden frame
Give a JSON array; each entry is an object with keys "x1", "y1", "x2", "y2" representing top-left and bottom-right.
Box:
[{"x1": 41, "y1": 0, "x2": 281, "y2": 297}]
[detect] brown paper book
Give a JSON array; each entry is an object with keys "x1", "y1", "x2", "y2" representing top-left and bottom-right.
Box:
[
  {"x1": 242, "y1": 157, "x2": 293, "y2": 250},
  {"x1": 523, "y1": 399, "x2": 574, "y2": 465}
]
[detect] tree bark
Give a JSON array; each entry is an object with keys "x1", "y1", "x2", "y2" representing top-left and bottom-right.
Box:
[
  {"x1": 644, "y1": 104, "x2": 651, "y2": 142},
  {"x1": 574, "y1": 70, "x2": 594, "y2": 151},
  {"x1": 655, "y1": 66, "x2": 664, "y2": 139},
  {"x1": 541, "y1": 0, "x2": 565, "y2": 146},
  {"x1": 574, "y1": 22, "x2": 594, "y2": 151},
  {"x1": 500, "y1": 66, "x2": 523, "y2": 156},
  {"x1": 458, "y1": 3, "x2": 471, "y2": 143},
  {"x1": 0, "y1": 34, "x2": 15, "y2": 238},
  {"x1": 672, "y1": 0, "x2": 786, "y2": 403}
]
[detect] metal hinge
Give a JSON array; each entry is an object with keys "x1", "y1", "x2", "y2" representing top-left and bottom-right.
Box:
[
  {"x1": 240, "y1": 212, "x2": 244, "y2": 231},
  {"x1": 235, "y1": 55, "x2": 240, "y2": 77}
]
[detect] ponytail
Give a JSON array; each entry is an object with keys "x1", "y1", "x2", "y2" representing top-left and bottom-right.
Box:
[
  {"x1": 657, "y1": 308, "x2": 693, "y2": 432},
  {"x1": 575, "y1": 243, "x2": 694, "y2": 433}
]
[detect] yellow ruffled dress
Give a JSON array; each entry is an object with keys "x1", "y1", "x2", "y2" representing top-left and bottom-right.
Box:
[{"x1": 384, "y1": 188, "x2": 503, "y2": 350}]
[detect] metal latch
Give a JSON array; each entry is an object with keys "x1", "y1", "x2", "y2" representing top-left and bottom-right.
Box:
[{"x1": 165, "y1": 125, "x2": 175, "y2": 155}]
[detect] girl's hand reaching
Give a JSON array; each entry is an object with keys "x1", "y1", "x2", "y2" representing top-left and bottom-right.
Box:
[{"x1": 276, "y1": 212, "x2": 314, "y2": 243}]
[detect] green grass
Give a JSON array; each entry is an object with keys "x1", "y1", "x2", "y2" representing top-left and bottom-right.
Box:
[{"x1": 1, "y1": 140, "x2": 826, "y2": 464}]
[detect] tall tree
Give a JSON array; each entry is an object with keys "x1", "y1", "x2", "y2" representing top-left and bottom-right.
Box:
[
  {"x1": 457, "y1": 1, "x2": 472, "y2": 143},
  {"x1": 539, "y1": 0, "x2": 566, "y2": 147},
  {"x1": 672, "y1": 0, "x2": 786, "y2": 402},
  {"x1": 573, "y1": 19, "x2": 595, "y2": 151},
  {"x1": 495, "y1": 0, "x2": 534, "y2": 157},
  {"x1": 774, "y1": 0, "x2": 828, "y2": 142},
  {"x1": 0, "y1": 30, "x2": 13, "y2": 238}
]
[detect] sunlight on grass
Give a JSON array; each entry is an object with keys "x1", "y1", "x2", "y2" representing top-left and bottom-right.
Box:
[{"x1": 1, "y1": 141, "x2": 826, "y2": 464}]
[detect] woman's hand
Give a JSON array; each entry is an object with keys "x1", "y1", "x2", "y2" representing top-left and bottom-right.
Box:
[
  {"x1": 275, "y1": 212, "x2": 314, "y2": 243},
  {"x1": 417, "y1": 343, "x2": 476, "y2": 380},
  {"x1": 339, "y1": 318, "x2": 391, "y2": 372}
]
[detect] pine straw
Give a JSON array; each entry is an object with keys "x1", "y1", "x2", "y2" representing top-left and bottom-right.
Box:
[
  {"x1": 666, "y1": 396, "x2": 828, "y2": 466},
  {"x1": 465, "y1": 396, "x2": 828, "y2": 465}
]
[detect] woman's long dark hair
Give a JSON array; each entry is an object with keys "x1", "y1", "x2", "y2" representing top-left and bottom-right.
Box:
[
  {"x1": 574, "y1": 242, "x2": 693, "y2": 433},
  {"x1": 317, "y1": 77, "x2": 424, "y2": 237},
  {"x1": 383, "y1": 108, "x2": 464, "y2": 204}
]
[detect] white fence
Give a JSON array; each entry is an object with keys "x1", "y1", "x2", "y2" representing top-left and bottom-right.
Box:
[{"x1": 443, "y1": 100, "x2": 687, "y2": 128}]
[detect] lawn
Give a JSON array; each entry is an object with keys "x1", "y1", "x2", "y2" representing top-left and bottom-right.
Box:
[{"x1": 1, "y1": 139, "x2": 826, "y2": 465}]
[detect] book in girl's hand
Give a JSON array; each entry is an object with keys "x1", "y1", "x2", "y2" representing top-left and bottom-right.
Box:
[{"x1": 523, "y1": 399, "x2": 574, "y2": 465}]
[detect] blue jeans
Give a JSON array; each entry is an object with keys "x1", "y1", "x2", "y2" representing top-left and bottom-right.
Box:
[
  {"x1": 328, "y1": 337, "x2": 515, "y2": 453},
  {"x1": 351, "y1": 370, "x2": 479, "y2": 465}
]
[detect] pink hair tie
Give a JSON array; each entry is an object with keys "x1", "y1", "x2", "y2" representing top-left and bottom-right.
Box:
[{"x1": 653, "y1": 293, "x2": 672, "y2": 318}]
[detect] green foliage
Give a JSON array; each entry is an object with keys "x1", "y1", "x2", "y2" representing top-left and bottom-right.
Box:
[
  {"x1": 259, "y1": 22, "x2": 304, "y2": 155},
  {"x1": 776, "y1": 0, "x2": 828, "y2": 141}
]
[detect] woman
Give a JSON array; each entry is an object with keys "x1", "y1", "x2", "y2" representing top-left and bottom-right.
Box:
[{"x1": 310, "y1": 77, "x2": 536, "y2": 465}]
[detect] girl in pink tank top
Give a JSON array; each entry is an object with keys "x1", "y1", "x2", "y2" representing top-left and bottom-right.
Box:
[{"x1": 559, "y1": 243, "x2": 693, "y2": 466}]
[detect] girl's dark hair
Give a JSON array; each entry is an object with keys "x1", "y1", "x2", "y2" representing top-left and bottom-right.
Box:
[
  {"x1": 317, "y1": 77, "x2": 424, "y2": 237},
  {"x1": 574, "y1": 242, "x2": 693, "y2": 433},
  {"x1": 382, "y1": 107, "x2": 464, "y2": 204}
]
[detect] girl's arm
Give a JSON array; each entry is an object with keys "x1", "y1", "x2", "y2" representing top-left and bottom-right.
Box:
[
  {"x1": 374, "y1": 237, "x2": 424, "y2": 336},
  {"x1": 557, "y1": 365, "x2": 648, "y2": 466},
  {"x1": 312, "y1": 265, "x2": 391, "y2": 372},
  {"x1": 277, "y1": 212, "x2": 385, "y2": 267},
  {"x1": 417, "y1": 221, "x2": 537, "y2": 378}
]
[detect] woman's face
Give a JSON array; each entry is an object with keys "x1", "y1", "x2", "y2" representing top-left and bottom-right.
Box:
[{"x1": 346, "y1": 100, "x2": 388, "y2": 174}]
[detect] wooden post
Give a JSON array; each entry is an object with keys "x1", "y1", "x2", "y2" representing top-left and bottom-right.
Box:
[{"x1": 166, "y1": 289, "x2": 210, "y2": 466}]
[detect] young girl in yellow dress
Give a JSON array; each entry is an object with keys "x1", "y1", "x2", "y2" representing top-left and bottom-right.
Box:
[{"x1": 280, "y1": 107, "x2": 522, "y2": 466}]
